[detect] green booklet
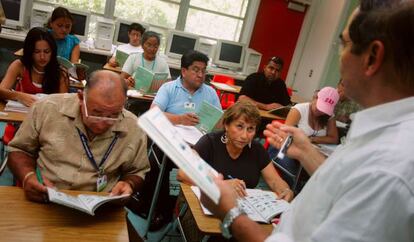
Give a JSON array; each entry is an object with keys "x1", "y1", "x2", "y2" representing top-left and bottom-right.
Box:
[
  {"x1": 57, "y1": 56, "x2": 89, "y2": 81},
  {"x1": 196, "y1": 101, "x2": 224, "y2": 134},
  {"x1": 133, "y1": 66, "x2": 168, "y2": 94},
  {"x1": 115, "y1": 50, "x2": 129, "y2": 68}
]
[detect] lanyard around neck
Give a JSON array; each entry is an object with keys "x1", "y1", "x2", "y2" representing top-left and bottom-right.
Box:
[
  {"x1": 141, "y1": 54, "x2": 156, "y2": 71},
  {"x1": 76, "y1": 128, "x2": 119, "y2": 174}
]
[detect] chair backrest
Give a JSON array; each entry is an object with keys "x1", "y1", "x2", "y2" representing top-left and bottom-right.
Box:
[
  {"x1": 212, "y1": 74, "x2": 235, "y2": 85},
  {"x1": 212, "y1": 75, "x2": 235, "y2": 109}
]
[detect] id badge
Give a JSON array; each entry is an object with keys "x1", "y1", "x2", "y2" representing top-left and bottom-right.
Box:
[
  {"x1": 97, "y1": 175, "x2": 108, "y2": 192},
  {"x1": 184, "y1": 102, "x2": 195, "y2": 112}
]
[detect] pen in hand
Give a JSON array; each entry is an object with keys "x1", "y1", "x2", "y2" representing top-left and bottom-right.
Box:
[
  {"x1": 227, "y1": 175, "x2": 247, "y2": 197},
  {"x1": 274, "y1": 134, "x2": 293, "y2": 160}
]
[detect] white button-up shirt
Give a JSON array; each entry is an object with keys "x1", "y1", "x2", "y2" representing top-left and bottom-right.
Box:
[{"x1": 266, "y1": 97, "x2": 414, "y2": 242}]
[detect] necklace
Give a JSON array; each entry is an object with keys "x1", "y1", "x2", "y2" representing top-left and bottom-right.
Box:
[{"x1": 32, "y1": 66, "x2": 45, "y2": 75}]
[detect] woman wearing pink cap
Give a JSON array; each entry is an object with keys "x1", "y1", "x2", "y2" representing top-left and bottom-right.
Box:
[
  {"x1": 268, "y1": 87, "x2": 339, "y2": 193},
  {"x1": 285, "y1": 86, "x2": 339, "y2": 144}
]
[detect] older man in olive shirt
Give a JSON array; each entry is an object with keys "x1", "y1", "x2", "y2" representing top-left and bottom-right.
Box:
[{"x1": 8, "y1": 70, "x2": 150, "y2": 203}]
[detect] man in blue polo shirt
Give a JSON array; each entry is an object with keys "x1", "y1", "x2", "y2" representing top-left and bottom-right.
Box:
[{"x1": 151, "y1": 50, "x2": 221, "y2": 125}]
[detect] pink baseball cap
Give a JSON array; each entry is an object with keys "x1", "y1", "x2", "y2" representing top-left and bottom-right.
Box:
[{"x1": 316, "y1": 87, "x2": 339, "y2": 116}]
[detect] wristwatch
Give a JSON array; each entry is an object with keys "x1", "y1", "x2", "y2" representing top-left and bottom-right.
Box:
[{"x1": 220, "y1": 206, "x2": 246, "y2": 239}]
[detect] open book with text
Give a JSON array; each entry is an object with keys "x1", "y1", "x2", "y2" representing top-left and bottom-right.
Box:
[
  {"x1": 175, "y1": 101, "x2": 224, "y2": 145},
  {"x1": 138, "y1": 106, "x2": 221, "y2": 204},
  {"x1": 47, "y1": 187, "x2": 129, "y2": 216},
  {"x1": 133, "y1": 66, "x2": 168, "y2": 94},
  {"x1": 191, "y1": 186, "x2": 290, "y2": 224}
]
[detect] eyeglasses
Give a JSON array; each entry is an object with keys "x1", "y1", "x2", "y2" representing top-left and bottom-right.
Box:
[
  {"x1": 83, "y1": 97, "x2": 122, "y2": 123},
  {"x1": 338, "y1": 34, "x2": 352, "y2": 51},
  {"x1": 189, "y1": 66, "x2": 206, "y2": 75}
]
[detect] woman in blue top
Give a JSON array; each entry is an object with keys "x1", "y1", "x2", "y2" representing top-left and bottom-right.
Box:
[{"x1": 47, "y1": 7, "x2": 80, "y2": 63}]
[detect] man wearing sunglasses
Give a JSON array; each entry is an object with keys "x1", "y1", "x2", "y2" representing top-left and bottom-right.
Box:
[
  {"x1": 8, "y1": 70, "x2": 150, "y2": 203},
  {"x1": 239, "y1": 56, "x2": 291, "y2": 111}
]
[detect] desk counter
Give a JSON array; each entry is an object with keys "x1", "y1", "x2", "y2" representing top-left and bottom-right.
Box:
[
  {"x1": 180, "y1": 183, "x2": 274, "y2": 236},
  {"x1": 0, "y1": 186, "x2": 129, "y2": 242},
  {"x1": 0, "y1": 102, "x2": 27, "y2": 123}
]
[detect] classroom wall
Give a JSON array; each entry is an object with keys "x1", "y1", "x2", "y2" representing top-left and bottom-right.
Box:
[{"x1": 249, "y1": 0, "x2": 306, "y2": 80}]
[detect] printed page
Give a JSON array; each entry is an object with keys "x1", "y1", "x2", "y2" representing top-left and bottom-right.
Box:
[
  {"x1": 190, "y1": 186, "x2": 213, "y2": 215},
  {"x1": 196, "y1": 101, "x2": 223, "y2": 134},
  {"x1": 134, "y1": 66, "x2": 154, "y2": 93},
  {"x1": 78, "y1": 194, "x2": 129, "y2": 214},
  {"x1": 243, "y1": 189, "x2": 290, "y2": 222},
  {"x1": 47, "y1": 187, "x2": 90, "y2": 214},
  {"x1": 174, "y1": 125, "x2": 203, "y2": 146},
  {"x1": 138, "y1": 107, "x2": 221, "y2": 204}
]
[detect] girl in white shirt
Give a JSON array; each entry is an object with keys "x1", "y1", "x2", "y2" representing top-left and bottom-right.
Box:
[{"x1": 286, "y1": 87, "x2": 339, "y2": 144}]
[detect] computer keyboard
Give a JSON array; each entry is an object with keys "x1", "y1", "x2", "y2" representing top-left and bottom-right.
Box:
[{"x1": 1, "y1": 28, "x2": 26, "y2": 37}]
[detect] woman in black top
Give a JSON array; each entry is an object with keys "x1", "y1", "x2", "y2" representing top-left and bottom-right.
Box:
[{"x1": 178, "y1": 100, "x2": 293, "y2": 201}]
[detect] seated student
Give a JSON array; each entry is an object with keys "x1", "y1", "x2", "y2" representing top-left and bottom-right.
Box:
[
  {"x1": 47, "y1": 7, "x2": 80, "y2": 63},
  {"x1": 121, "y1": 31, "x2": 171, "y2": 87},
  {"x1": 152, "y1": 50, "x2": 221, "y2": 124},
  {"x1": 286, "y1": 87, "x2": 339, "y2": 144},
  {"x1": 239, "y1": 56, "x2": 291, "y2": 111},
  {"x1": 268, "y1": 87, "x2": 339, "y2": 191},
  {"x1": 178, "y1": 100, "x2": 293, "y2": 200},
  {"x1": 7, "y1": 70, "x2": 150, "y2": 203},
  {"x1": 177, "y1": 100, "x2": 292, "y2": 241},
  {"x1": 0, "y1": 27, "x2": 69, "y2": 107},
  {"x1": 108, "y1": 23, "x2": 146, "y2": 68},
  {"x1": 131, "y1": 50, "x2": 221, "y2": 231},
  {"x1": 335, "y1": 79, "x2": 361, "y2": 124}
]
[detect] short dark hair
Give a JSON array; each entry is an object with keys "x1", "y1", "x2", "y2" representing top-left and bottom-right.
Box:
[
  {"x1": 268, "y1": 56, "x2": 284, "y2": 68},
  {"x1": 349, "y1": 1, "x2": 414, "y2": 92},
  {"x1": 22, "y1": 27, "x2": 61, "y2": 94},
  {"x1": 222, "y1": 100, "x2": 261, "y2": 129},
  {"x1": 181, "y1": 50, "x2": 209, "y2": 69},
  {"x1": 129, "y1": 23, "x2": 145, "y2": 35},
  {"x1": 141, "y1": 31, "x2": 161, "y2": 45}
]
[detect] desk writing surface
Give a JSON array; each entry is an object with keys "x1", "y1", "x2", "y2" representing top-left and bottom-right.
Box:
[
  {"x1": 180, "y1": 183, "x2": 273, "y2": 235},
  {"x1": 0, "y1": 102, "x2": 27, "y2": 123},
  {"x1": 103, "y1": 63, "x2": 122, "y2": 73},
  {"x1": 210, "y1": 82, "x2": 241, "y2": 95},
  {"x1": 259, "y1": 109, "x2": 285, "y2": 120},
  {"x1": 0, "y1": 186, "x2": 128, "y2": 242}
]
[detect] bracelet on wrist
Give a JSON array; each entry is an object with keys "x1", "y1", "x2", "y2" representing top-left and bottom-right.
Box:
[{"x1": 22, "y1": 171, "x2": 35, "y2": 189}]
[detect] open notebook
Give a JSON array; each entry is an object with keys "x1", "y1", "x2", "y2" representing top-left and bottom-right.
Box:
[{"x1": 191, "y1": 186, "x2": 290, "y2": 224}]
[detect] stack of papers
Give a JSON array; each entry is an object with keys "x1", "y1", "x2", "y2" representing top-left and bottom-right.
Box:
[
  {"x1": 127, "y1": 89, "x2": 144, "y2": 98},
  {"x1": 4, "y1": 100, "x2": 29, "y2": 113},
  {"x1": 5, "y1": 94, "x2": 48, "y2": 113}
]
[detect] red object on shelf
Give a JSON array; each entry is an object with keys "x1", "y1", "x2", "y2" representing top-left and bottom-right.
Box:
[{"x1": 212, "y1": 75, "x2": 236, "y2": 109}]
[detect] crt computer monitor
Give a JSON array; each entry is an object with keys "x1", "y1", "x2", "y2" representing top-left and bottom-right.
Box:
[
  {"x1": 67, "y1": 8, "x2": 90, "y2": 41},
  {"x1": 165, "y1": 30, "x2": 200, "y2": 59},
  {"x1": 213, "y1": 40, "x2": 245, "y2": 70},
  {"x1": 113, "y1": 19, "x2": 149, "y2": 45},
  {"x1": 0, "y1": 0, "x2": 31, "y2": 29}
]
